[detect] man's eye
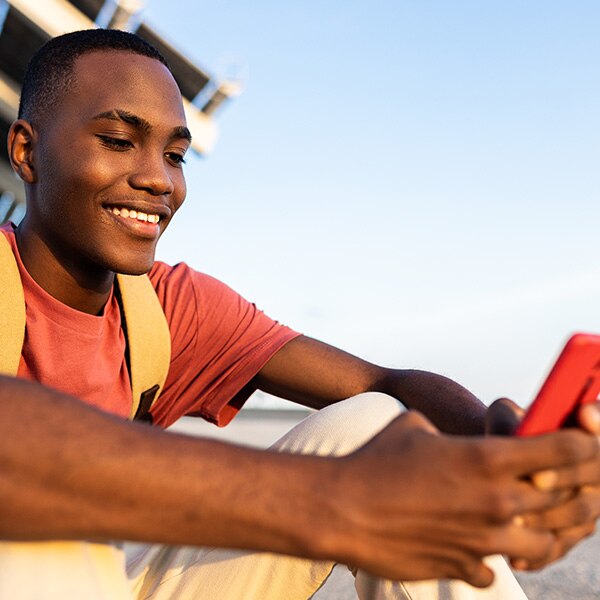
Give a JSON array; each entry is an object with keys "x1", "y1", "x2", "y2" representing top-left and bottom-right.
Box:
[
  {"x1": 96, "y1": 135, "x2": 133, "y2": 150},
  {"x1": 166, "y1": 152, "x2": 187, "y2": 166}
]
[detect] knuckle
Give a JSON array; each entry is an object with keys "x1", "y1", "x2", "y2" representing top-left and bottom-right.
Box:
[
  {"x1": 555, "y1": 432, "x2": 589, "y2": 463},
  {"x1": 571, "y1": 498, "x2": 595, "y2": 525},
  {"x1": 487, "y1": 491, "x2": 519, "y2": 521},
  {"x1": 470, "y1": 442, "x2": 495, "y2": 473}
]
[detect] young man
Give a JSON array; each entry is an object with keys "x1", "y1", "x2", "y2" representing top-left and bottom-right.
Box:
[{"x1": 1, "y1": 29, "x2": 599, "y2": 600}]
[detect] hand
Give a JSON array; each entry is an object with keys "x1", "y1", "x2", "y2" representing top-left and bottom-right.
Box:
[
  {"x1": 486, "y1": 398, "x2": 600, "y2": 570},
  {"x1": 513, "y1": 402, "x2": 600, "y2": 570},
  {"x1": 333, "y1": 409, "x2": 599, "y2": 587}
]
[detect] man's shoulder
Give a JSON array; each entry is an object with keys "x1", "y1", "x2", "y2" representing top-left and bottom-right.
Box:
[
  {"x1": 146, "y1": 261, "x2": 241, "y2": 322},
  {"x1": 147, "y1": 260, "x2": 232, "y2": 297},
  {"x1": 148, "y1": 260, "x2": 207, "y2": 290}
]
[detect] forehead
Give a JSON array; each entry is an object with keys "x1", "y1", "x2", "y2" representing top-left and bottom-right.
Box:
[{"x1": 64, "y1": 50, "x2": 186, "y2": 126}]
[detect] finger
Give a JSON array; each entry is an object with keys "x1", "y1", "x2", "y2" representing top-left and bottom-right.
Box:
[
  {"x1": 515, "y1": 522, "x2": 596, "y2": 571},
  {"x1": 552, "y1": 522, "x2": 596, "y2": 558},
  {"x1": 578, "y1": 403, "x2": 600, "y2": 434},
  {"x1": 484, "y1": 430, "x2": 599, "y2": 476},
  {"x1": 460, "y1": 521, "x2": 555, "y2": 564},
  {"x1": 460, "y1": 560, "x2": 495, "y2": 588},
  {"x1": 493, "y1": 479, "x2": 574, "y2": 516},
  {"x1": 532, "y1": 458, "x2": 600, "y2": 491},
  {"x1": 471, "y1": 475, "x2": 577, "y2": 519},
  {"x1": 506, "y1": 524, "x2": 555, "y2": 571},
  {"x1": 406, "y1": 545, "x2": 494, "y2": 588},
  {"x1": 523, "y1": 486, "x2": 600, "y2": 530},
  {"x1": 486, "y1": 398, "x2": 525, "y2": 436}
]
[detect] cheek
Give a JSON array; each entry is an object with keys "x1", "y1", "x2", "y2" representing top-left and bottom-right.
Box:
[
  {"x1": 172, "y1": 174, "x2": 187, "y2": 213},
  {"x1": 158, "y1": 175, "x2": 186, "y2": 237},
  {"x1": 37, "y1": 142, "x2": 120, "y2": 201}
]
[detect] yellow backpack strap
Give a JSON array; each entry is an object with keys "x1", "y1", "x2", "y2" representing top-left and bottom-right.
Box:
[
  {"x1": 116, "y1": 273, "x2": 171, "y2": 422},
  {"x1": 0, "y1": 234, "x2": 26, "y2": 377}
]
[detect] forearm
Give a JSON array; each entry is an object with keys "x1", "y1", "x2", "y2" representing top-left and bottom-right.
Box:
[
  {"x1": 256, "y1": 337, "x2": 487, "y2": 435},
  {"x1": 3, "y1": 377, "x2": 598, "y2": 584},
  {"x1": 0, "y1": 376, "x2": 340, "y2": 559},
  {"x1": 374, "y1": 369, "x2": 487, "y2": 435}
]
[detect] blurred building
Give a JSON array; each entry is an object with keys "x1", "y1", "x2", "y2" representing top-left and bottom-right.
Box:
[{"x1": 0, "y1": 0, "x2": 239, "y2": 224}]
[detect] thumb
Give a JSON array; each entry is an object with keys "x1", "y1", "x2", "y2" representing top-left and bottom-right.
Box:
[{"x1": 577, "y1": 402, "x2": 600, "y2": 434}]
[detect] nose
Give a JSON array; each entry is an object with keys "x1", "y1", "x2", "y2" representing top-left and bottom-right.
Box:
[{"x1": 128, "y1": 150, "x2": 175, "y2": 196}]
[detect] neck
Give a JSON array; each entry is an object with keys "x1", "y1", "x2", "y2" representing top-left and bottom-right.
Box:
[{"x1": 15, "y1": 222, "x2": 115, "y2": 315}]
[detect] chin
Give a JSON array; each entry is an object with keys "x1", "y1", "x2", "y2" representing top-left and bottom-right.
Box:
[
  {"x1": 117, "y1": 265, "x2": 153, "y2": 276},
  {"x1": 107, "y1": 251, "x2": 156, "y2": 276},
  {"x1": 115, "y1": 261, "x2": 155, "y2": 276}
]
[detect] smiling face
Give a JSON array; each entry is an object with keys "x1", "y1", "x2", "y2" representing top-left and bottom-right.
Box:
[{"x1": 14, "y1": 50, "x2": 190, "y2": 281}]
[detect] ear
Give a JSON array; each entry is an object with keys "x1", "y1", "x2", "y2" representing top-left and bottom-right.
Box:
[{"x1": 7, "y1": 119, "x2": 37, "y2": 184}]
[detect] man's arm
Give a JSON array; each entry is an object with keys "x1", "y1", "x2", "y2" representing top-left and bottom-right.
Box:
[
  {"x1": 255, "y1": 336, "x2": 600, "y2": 567},
  {"x1": 254, "y1": 335, "x2": 487, "y2": 434},
  {"x1": 2, "y1": 374, "x2": 599, "y2": 586}
]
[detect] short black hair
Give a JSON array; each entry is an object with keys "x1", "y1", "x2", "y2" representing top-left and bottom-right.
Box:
[{"x1": 19, "y1": 29, "x2": 170, "y2": 124}]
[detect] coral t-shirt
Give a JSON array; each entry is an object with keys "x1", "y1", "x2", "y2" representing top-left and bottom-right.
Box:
[{"x1": 1, "y1": 224, "x2": 299, "y2": 428}]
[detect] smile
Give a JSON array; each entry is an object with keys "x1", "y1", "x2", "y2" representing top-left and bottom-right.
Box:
[{"x1": 110, "y1": 207, "x2": 161, "y2": 224}]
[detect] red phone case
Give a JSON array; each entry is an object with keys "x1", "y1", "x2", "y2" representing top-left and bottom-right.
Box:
[{"x1": 516, "y1": 333, "x2": 600, "y2": 436}]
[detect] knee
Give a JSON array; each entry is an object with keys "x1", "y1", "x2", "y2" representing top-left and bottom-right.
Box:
[{"x1": 271, "y1": 392, "x2": 404, "y2": 457}]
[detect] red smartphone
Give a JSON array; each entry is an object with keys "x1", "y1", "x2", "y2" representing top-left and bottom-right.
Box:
[{"x1": 516, "y1": 333, "x2": 600, "y2": 436}]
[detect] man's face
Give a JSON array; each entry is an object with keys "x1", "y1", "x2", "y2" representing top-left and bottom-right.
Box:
[{"x1": 27, "y1": 50, "x2": 190, "y2": 276}]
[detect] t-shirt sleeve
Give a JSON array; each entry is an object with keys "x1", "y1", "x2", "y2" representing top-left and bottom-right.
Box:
[{"x1": 147, "y1": 261, "x2": 300, "y2": 428}]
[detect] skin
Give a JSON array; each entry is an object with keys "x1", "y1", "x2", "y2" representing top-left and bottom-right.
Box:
[
  {"x1": 2, "y1": 375, "x2": 600, "y2": 588},
  {"x1": 9, "y1": 51, "x2": 190, "y2": 315},
  {"x1": 3, "y1": 48, "x2": 600, "y2": 587},
  {"x1": 487, "y1": 399, "x2": 600, "y2": 572}
]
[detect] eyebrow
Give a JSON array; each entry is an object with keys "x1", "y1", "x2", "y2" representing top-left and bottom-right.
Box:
[{"x1": 92, "y1": 109, "x2": 192, "y2": 143}]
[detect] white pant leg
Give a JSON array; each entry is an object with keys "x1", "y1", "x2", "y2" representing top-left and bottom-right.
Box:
[
  {"x1": 127, "y1": 393, "x2": 400, "y2": 600},
  {"x1": 127, "y1": 393, "x2": 528, "y2": 600},
  {"x1": 0, "y1": 541, "x2": 133, "y2": 600}
]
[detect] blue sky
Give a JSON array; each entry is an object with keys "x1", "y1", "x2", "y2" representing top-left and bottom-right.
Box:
[{"x1": 143, "y1": 1, "x2": 600, "y2": 406}]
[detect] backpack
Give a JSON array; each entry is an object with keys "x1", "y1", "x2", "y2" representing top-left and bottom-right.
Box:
[{"x1": 0, "y1": 234, "x2": 171, "y2": 421}]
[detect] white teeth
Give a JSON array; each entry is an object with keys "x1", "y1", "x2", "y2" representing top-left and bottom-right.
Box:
[{"x1": 109, "y1": 207, "x2": 160, "y2": 224}]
